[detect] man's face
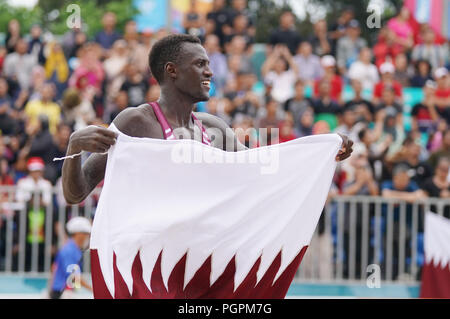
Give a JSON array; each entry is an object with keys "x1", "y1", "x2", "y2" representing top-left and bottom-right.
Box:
[
  {"x1": 280, "y1": 12, "x2": 294, "y2": 29},
  {"x1": 173, "y1": 42, "x2": 213, "y2": 103},
  {"x1": 393, "y1": 172, "x2": 410, "y2": 190}
]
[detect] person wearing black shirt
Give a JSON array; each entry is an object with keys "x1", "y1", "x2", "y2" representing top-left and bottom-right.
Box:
[
  {"x1": 207, "y1": 0, "x2": 233, "y2": 47},
  {"x1": 269, "y1": 11, "x2": 302, "y2": 55},
  {"x1": 120, "y1": 64, "x2": 149, "y2": 108},
  {"x1": 422, "y1": 157, "x2": 450, "y2": 217},
  {"x1": 345, "y1": 79, "x2": 375, "y2": 122}
]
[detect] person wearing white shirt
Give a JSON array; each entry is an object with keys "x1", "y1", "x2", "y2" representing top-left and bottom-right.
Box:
[
  {"x1": 348, "y1": 47, "x2": 379, "y2": 91},
  {"x1": 262, "y1": 45, "x2": 299, "y2": 104}
]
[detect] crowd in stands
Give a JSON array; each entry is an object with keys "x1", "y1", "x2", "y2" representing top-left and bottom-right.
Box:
[{"x1": 0, "y1": 0, "x2": 449, "y2": 276}]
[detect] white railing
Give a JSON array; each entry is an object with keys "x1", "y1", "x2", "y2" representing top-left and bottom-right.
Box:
[
  {"x1": 296, "y1": 196, "x2": 450, "y2": 284},
  {"x1": 1, "y1": 186, "x2": 449, "y2": 285}
]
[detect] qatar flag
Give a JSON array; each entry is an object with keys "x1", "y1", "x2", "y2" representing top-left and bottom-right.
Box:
[
  {"x1": 420, "y1": 212, "x2": 450, "y2": 298},
  {"x1": 90, "y1": 124, "x2": 342, "y2": 299}
]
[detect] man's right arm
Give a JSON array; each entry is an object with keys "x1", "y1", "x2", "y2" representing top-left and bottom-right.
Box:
[
  {"x1": 62, "y1": 108, "x2": 142, "y2": 204},
  {"x1": 62, "y1": 126, "x2": 117, "y2": 204}
]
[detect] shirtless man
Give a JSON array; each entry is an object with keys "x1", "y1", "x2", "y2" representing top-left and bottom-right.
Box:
[{"x1": 62, "y1": 34, "x2": 353, "y2": 204}]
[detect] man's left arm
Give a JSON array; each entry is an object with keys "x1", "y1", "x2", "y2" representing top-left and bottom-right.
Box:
[{"x1": 197, "y1": 113, "x2": 353, "y2": 159}]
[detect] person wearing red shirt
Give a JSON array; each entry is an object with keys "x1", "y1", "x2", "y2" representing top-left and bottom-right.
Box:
[
  {"x1": 434, "y1": 67, "x2": 450, "y2": 103},
  {"x1": 313, "y1": 55, "x2": 343, "y2": 103},
  {"x1": 373, "y1": 62, "x2": 403, "y2": 104},
  {"x1": 373, "y1": 27, "x2": 404, "y2": 68}
]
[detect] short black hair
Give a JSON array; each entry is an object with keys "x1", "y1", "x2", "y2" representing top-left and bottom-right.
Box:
[{"x1": 149, "y1": 34, "x2": 201, "y2": 83}]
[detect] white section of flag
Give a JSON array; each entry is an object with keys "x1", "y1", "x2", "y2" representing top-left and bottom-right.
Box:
[{"x1": 425, "y1": 212, "x2": 450, "y2": 269}]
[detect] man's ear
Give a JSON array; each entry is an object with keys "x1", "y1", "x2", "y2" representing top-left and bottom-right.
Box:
[{"x1": 165, "y1": 62, "x2": 177, "y2": 80}]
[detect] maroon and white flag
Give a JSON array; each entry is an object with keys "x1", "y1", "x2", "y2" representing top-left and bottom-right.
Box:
[
  {"x1": 89, "y1": 124, "x2": 341, "y2": 299},
  {"x1": 420, "y1": 212, "x2": 450, "y2": 298}
]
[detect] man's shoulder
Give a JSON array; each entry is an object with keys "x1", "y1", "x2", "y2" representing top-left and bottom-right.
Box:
[{"x1": 112, "y1": 104, "x2": 156, "y2": 136}]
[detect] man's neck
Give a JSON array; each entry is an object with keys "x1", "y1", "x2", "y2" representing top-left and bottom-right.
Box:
[{"x1": 158, "y1": 90, "x2": 196, "y2": 128}]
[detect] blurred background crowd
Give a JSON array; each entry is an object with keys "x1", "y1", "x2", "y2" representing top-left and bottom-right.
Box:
[{"x1": 0, "y1": 0, "x2": 449, "y2": 278}]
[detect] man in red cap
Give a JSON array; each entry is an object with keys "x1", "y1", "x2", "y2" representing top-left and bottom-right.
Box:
[{"x1": 15, "y1": 157, "x2": 53, "y2": 272}]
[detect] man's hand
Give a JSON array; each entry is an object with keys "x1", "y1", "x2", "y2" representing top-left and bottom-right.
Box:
[
  {"x1": 335, "y1": 133, "x2": 353, "y2": 162},
  {"x1": 68, "y1": 125, "x2": 118, "y2": 155}
]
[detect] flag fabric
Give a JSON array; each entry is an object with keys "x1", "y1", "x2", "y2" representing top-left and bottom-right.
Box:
[
  {"x1": 405, "y1": 0, "x2": 450, "y2": 40},
  {"x1": 420, "y1": 212, "x2": 450, "y2": 298},
  {"x1": 90, "y1": 123, "x2": 342, "y2": 299}
]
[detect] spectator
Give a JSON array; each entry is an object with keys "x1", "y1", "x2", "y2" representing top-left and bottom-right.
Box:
[
  {"x1": 206, "y1": 0, "x2": 233, "y2": 47},
  {"x1": 47, "y1": 123, "x2": 71, "y2": 185},
  {"x1": 228, "y1": 0, "x2": 255, "y2": 35},
  {"x1": 62, "y1": 29, "x2": 87, "y2": 60},
  {"x1": 262, "y1": 45, "x2": 299, "y2": 104},
  {"x1": 15, "y1": 157, "x2": 53, "y2": 272},
  {"x1": 49, "y1": 217, "x2": 92, "y2": 299},
  {"x1": 44, "y1": 42, "x2": 69, "y2": 99},
  {"x1": 411, "y1": 80, "x2": 440, "y2": 133},
  {"x1": 123, "y1": 20, "x2": 149, "y2": 75},
  {"x1": 393, "y1": 53, "x2": 412, "y2": 87},
  {"x1": 411, "y1": 27, "x2": 447, "y2": 70},
  {"x1": 27, "y1": 115, "x2": 56, "y2": 180},
  {"x1": 373, "y1": 62, "x2": 403, "y2": 104},
  {"x1": 103, "y1": 39, "x2": 129, "y2": 107},
  {"x1": 433, "y1": 67, "x2": 450, "y2": 117},
  {"x1": 224, "y1": 13, "x2": 254, "y2": 48},
  {"x1": 428, "y1": 129, "x2": 450, "y2": 170},
  {"x1": 278, "y1": 116, "x2": 297, "y2": 143},
  {"x1": 410, "y1": 60, "x2": 433, "y2": 88},
  {"x1": 225, "y1": 36, "x2": 253, "y2": 73},
  {"x1": 381, "y1": 163, "x2": 427, "y2": 203},
  {"x1": 268, "y1": 11, "x2": 302, "y2": 55},
  {"x1": 373, "y1": 27, "x2": 404, "y2": 68},
  {"x1": 225, "y1": 70, "x2": 260, "y2": 119},
  {"x1": 293, "y1": 41, "x2": 323, "y2": 85},
  {"x1": 422, "y1": 156, "x2": 450, "y2": 200},
  {"x1": 334, "y1": 104, "x2": 363, "y2": 143},
  {"x1": 345, "y1": 79, "x2": 375, "y2": 123},
  {"x1": 313, "y1": 55, "x2": 343, "y2": 103},
  {"x1": 28, "y1": 24, "x2": 44, "y2": 64},
  {"x1": 120, "y1": 63, "x2": 149, "y2": 108},
  {"x1": 109, "y1": 90, "x2": 129, "y2": 123},
  {"x1": 0, "y1": 77, "x2": 17, "y2": 136},
  {"x1": 184, "y1": 0, "x2": 206, "y2": 40},
  {"x1": 336, "y1": 19, "x2": 367, "y2": 73},
  {"x1": 347, "y1": 47, "x2": 379, "y2": 91},
  {"x1": 284, "y1": 80, "x2": 313, "y2": 130},
  {"x1": 232, "y1": 114, "x2": 258, "y2": 148},
  {"x1": 295, "y1": 107, "x2": 314, "y2": 138},
  {"x1": 204, "y1": 34, "x2": 228, "y2": 92},
  {"x1": 311, "y1": 80, "x2": 342, "y2": 119},
  {"x1": 94, "y1": 12, "x2": 121, "y2": 51},
  {"x1": 3, "y1": 39, "x2": 37, "y2": 91},
  {"x1": 386, "y1": 6, "x2": 414, "y2": 52},
  {"x1": 5, "y1": 19, "x2": 21, "y2": 54},
  {"x1": 258, "y1": 97, "x2": 283, "y2": 130},
  {"x1": 68, "y1": 42, "x2": 105, "y2": 97},
  {"x1": 342, "y1": 143, "x2": 379, "y2": 196},
  {"x1": 309, "y1": 19, "x2": 332, "y2": 57},
  {"x1": 374, "y1": 86, "x2": 403, "y2": 121},
  {"x1": 61, "y1": 88, "x2": 95, "y2": 131},
  {"x1": 388, "y1": 137, "x2": 433, "y2": 188},
  {"x1": 24, "y1": 83, "x2": 61, "y2": 135},
  {"x1": 328, "y1": 7, "x2": 354, "y2": 56}
]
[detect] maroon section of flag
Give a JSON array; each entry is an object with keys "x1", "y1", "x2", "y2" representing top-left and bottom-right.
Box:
[
  {"x1": 420, "y1": 259, "x2": 450, "y2": 298},
  {"x1": 90, "y1": 246, "x2": 308, "y2": 299},
  {"x1": 420, "y1": 212, "x2": 450, "y2": 299}
]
